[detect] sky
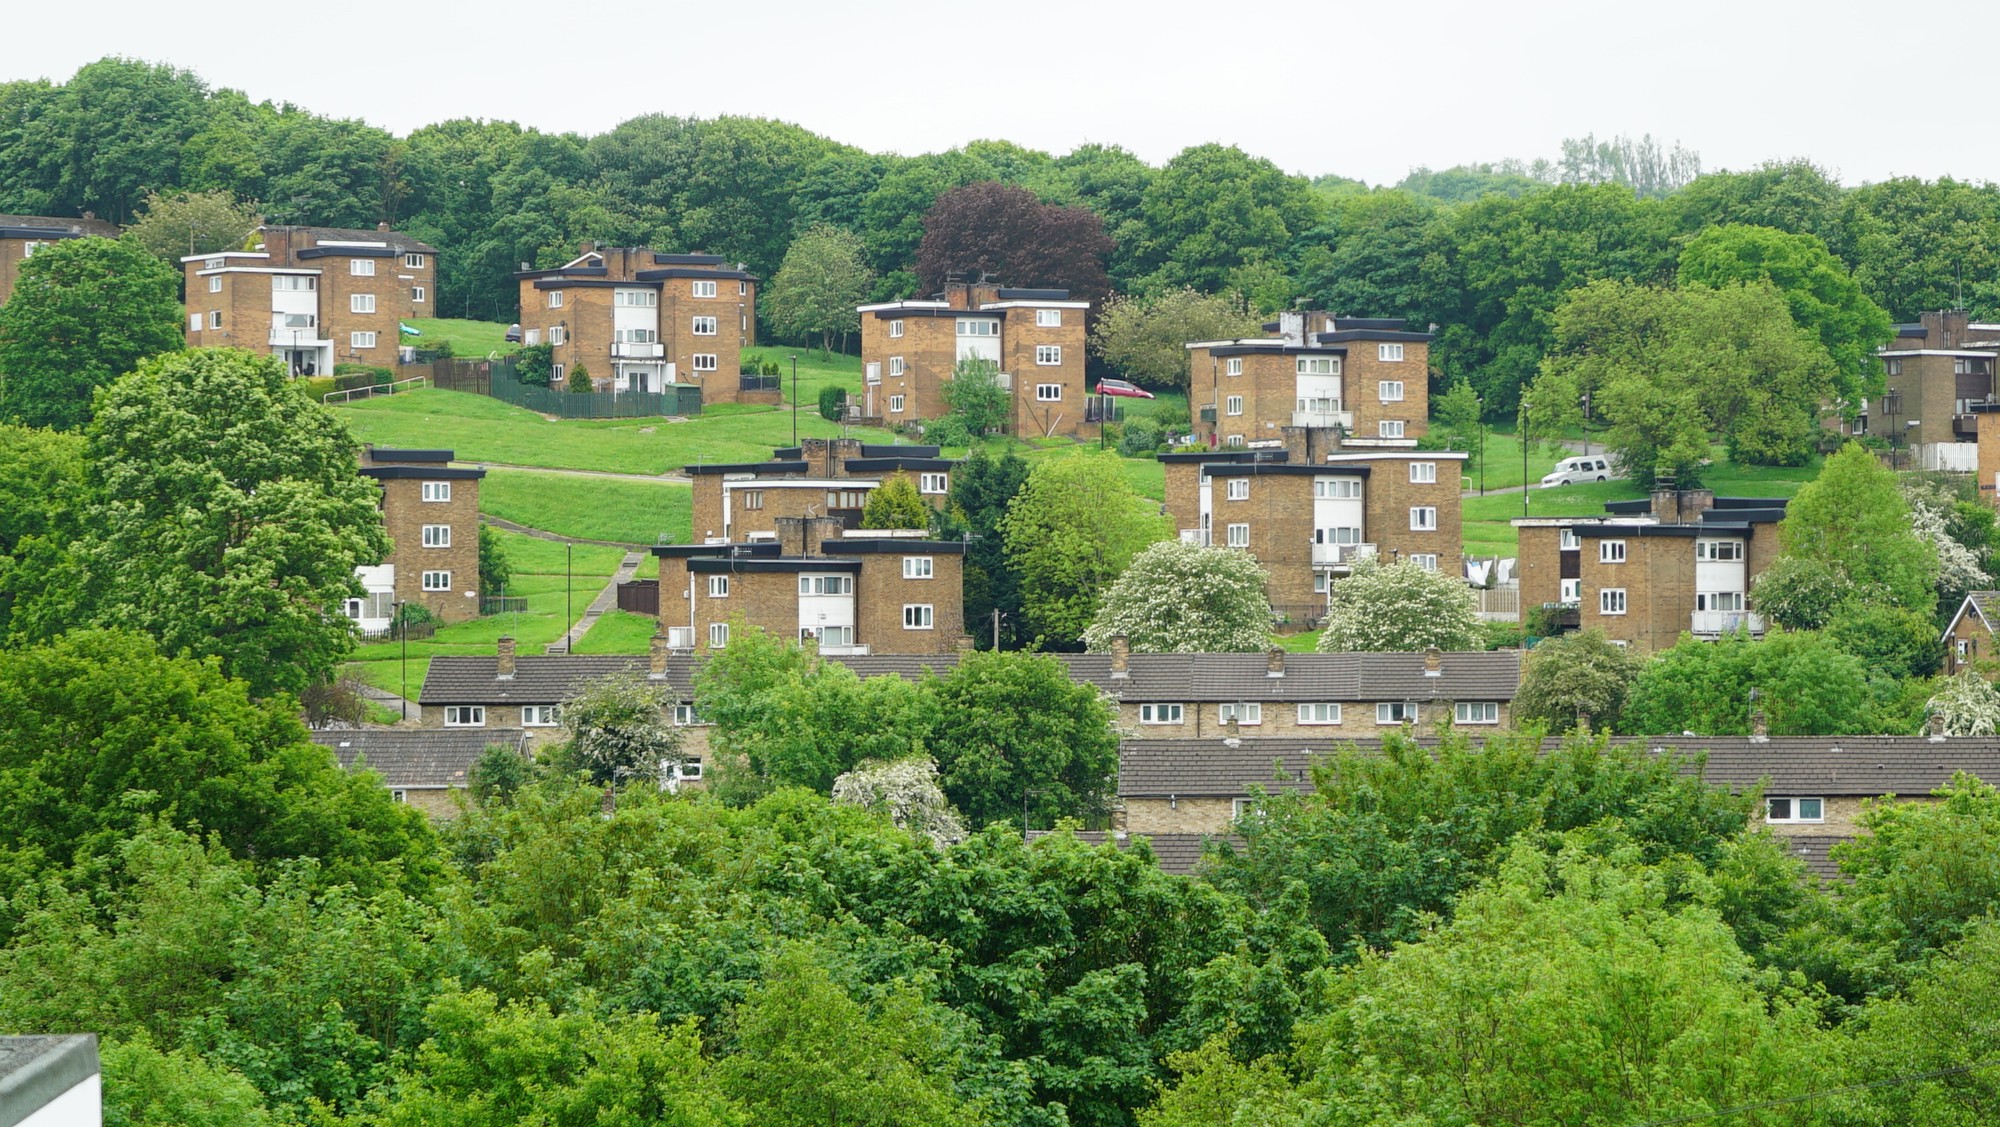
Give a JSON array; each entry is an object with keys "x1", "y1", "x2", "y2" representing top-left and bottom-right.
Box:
[{"x1": 6, "y1": 0, "x2": 1994, "y2": 188}]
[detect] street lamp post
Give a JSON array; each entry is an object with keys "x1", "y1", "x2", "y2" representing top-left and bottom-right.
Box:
[
  {"x1": 393, "y1": 599, "x2": 408, "y2": 722},
  {"x1": 790, "y1": 354, "x2": 799, "y2": 446},
  {"x1": 1520, "y1": 401, "x2": 1532, "y2": 520}
]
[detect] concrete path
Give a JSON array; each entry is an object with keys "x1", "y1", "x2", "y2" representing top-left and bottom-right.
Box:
[
  {"x1": 482, "y1": 515, "x2": 649, "y2": 549},
  {"x1": 355, "y1": 681, "x2": 421, "y2": 723},
  {"x1": 553, "y1": 551, "x2": 643, "y2": 653}
]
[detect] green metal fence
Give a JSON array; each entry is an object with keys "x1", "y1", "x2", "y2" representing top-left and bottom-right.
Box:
[{"x1": 425, "y1": 358, "x2": 702, "y2": 418}]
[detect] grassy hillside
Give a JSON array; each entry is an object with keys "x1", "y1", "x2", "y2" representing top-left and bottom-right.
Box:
[
  {"x1": 406, "y1": 318, "x2": 520, "y2": 358},
  {"x1": 482, "y1": 469, "x2": 692, "y2": 545}
]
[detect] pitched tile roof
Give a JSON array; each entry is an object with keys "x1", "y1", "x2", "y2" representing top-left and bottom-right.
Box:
[
  {"x1": 311, "y1": 728, "x2": 523, "y2": 788},
  {"x1": 1780, "y1": 834, "x2": 1849, "y2": 882},
  {"x1": 836, "y1": 651, "x2": 1522, "y2": 703},
  {"x1": 420, "y1": 655, "x2": 685, "y2": 704},
  {"x1": 0, "y1": 213, "x2": 119, "y2": 238},
  {"x1": 1026, "y1": 829, "x2": 1237, "y2": 876}
]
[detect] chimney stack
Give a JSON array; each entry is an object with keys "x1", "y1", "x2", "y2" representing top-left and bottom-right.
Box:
[
  {"x1": 1223, "y1": 716, "x2": 1241, "y2": 742},
  {"x1": 1109, "y1": 634, "x2": 1130, "y2": 678},
  {"x1": 1267, "y1": 647, "x2": 1285, "y2": 677},
  {"x1": 956, "y1": 633, "x2": 976, "y2": 653},
  {"x1": 1423, "y1": 646, "x2": 1442, "y2": 677},
  {"x1": 650, "y1": 633, "x2": 670, "y2": 679},
  {"x1": 497, "y1": 636, "x2": 517, "y2": 679},
  {"x1": 376, "y1": 221, "x2": 391, "y2": 233}
]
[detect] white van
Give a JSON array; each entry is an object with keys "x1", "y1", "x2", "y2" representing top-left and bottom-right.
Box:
[{"x1": 1539, "y1": 455, "x2": 1614, "y2": 488}]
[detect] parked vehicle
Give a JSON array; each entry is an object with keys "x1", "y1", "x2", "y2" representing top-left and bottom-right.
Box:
[
  {"x1": 1540, "y1": 455, "x2": 1614, "y2": 488},
  {"x1": 504, "y1": 323, "x2": 523, "y2": 343}
]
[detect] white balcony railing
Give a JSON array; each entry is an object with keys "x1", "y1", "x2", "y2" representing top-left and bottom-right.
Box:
[
  {"x1": 1292, "y1": 410, "x2": 1354, "y2": 429},
  {"x1": 1311, "y1": 543, "x2": 1376, "y2": 565},
  {"x1": 1691, "y1": 611, "x2": 1765, "y2": 636},
  {"x1": 666, "y1": 627, "x2": 695, "y2": 649},
  {"x1": 820, "y1": 644, "x2": 872, "y2": 656},
  {"x1": 611, "y1": 341, "x2": 665, "y2": 359}
]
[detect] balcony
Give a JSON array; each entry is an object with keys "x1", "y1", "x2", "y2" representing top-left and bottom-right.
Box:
[
  {"x1": 1312, "y1": 543, "x2": 1376, "y2": 566},
  {"x1": 1179, "y1": 528, "x2": 1212, "y2": 546},
  {"x1": 1955, "y1": 413, "x2": 1980, "y2": 440},
  {"x1": 819, "y1": 644, "x2": 872, "y2": 657},
  {"x1": 1691, "y1": 611, "x2": 1765, "y2": 637},
  {"x1": 611, "y1": 341, "x2": 664, "y2": 359},
  {"x1": 740, "y1": 374, "x2": 782, "y2": 392},
  {"x1": 1292, "y1": 409, "x2": 1353, "y2": 429}
]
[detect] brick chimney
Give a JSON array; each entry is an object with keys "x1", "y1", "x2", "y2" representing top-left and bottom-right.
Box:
[
  {"x1": 1109, "y1": 634, "x2": 1130, "y2": 678},
  {"x1": 1267, "y1": 647, "x2": 1285, "y2": 677},
  {"x1": 773, "y1": 516, "x2": 807, "y2": 555},
  {"x1": 580, "y1": 240, "x2": 597, "y2": 255},
  {"x1": 1277, "y1": 311, "x2": 1307, "y2": 346},
  {"x1": 1424, "y1": 646, "x2": 1442, "y2": 677},
  {"x1": 942, "y1": 272, "x2": 971, "y2": 308},
  {"x1": 497, "y1": 636, "x2": 517, "y2": 679},
  {"x1": 376, "y1": 221, "x2": 391, "y2": 233},
  {"x1": 1223, "y1": 716, "x2": 1241, "y2": 741},
  {"x1": 1650, "y1": 489, "x2": 1716, "y2": 524},
  {"x1": 649, "y1": 633, "x2": 670, "y2": 679}
]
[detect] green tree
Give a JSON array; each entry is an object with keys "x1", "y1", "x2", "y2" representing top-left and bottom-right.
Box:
[
  {"x1": 1848, "y1": 921, "x2": 2000, "y2": 1126},
  {"x1": 764, "y1": 223, "x2": 874, "y2": 353},
  {"x1": 1778, "y1": 442, "x2": 1939, "y2": 615},
  {"x1": 831, "y1": 757, "x2": 967, "y2": 848},
  {"x1": 1752, "y1": 554, "x2": 1851, "y2": 631},
  {"x1": 1087, "y1": 287, "x2": 1263, "y2": 396},
  {"x1": 1926, "y1": 670, "x2": 2000, "y2": 736},
  {"x1": 556, "y1": 673, "x2": 682, "y2": 786},
  {"x1": 1513, "y1": 628, "x2": 1641, "y2": 729},
  {"x1": 469, "y1": 743, "x2": 533, "y2": 805},
  {"x1": 945, "y1": 445, "x2": 1030, "y2": 649},
  {"x1": 1429, "y1": 377, "x2": 1483, "y2": 467},
  {"x1": 478, "y1": 523, "x2": 510, "y2": 596},
  {"x1": 565, "y1": 363, "x2": 591, "y2": 393},
  {"x1": 1317, "y1": 557, "x2": 1481, "y2": 653},
  {"x1": 1622, "y1": 630, "x2": 1876, "y2": 736},
  {"x1": 925, "y1": 650, "x2": 1120, "y2": 829},
  {"x1": 1081, "y1": 539, "x2": 1270, "y2": 653},
  {"x1": 1130, "y1": 144, "x2": 1323, "y2": 295},
  {"x1": 0, "y1": 236, "x2": 183, "y2": 430},
  {"x1": 1677, "y1": 223, "x2": 1894, "y2": 411},
  {"x1": 1000, "y1": 454, "x2": 1170, "y2": 648},
  {"x1": 123, "y1": 188, "x2": 262, "y2": 264},
  {"x1": 101, "y1": 1035, "x2": 274, "y2": 1127},
  {"x1": 942, "y1": 355, "x2": 1009, "y2": 437},
  {"x1": 17, "y1": 349, "x2": 391, "y2": 696},
  {"x1": 1832, "y1": 775, "x2": 2000, "y2": 975},
  {"x1": 0, "y1": 424, "x2": 86, "y2": 636},
  {"x1": 859, "y1": 472, "x2": 933, "y2": 530}
]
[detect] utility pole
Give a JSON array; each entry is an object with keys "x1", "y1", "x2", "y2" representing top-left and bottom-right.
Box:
[{"x1": 1520, "y1": 401, "x2": 1531, "y2": 520}]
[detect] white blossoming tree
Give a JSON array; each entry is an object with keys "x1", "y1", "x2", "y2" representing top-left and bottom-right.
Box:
[
  {"x1": 1905, "y1": 482, "x2": 1990, "y2": 607},
  {"x1": 1318, "y1": 557, "x2": 1482, "y2": 653},
  {"x1": 559, "y1": 674, "x2": 683, "y2": 786},
  {"x1": 1081, "y1": 539, "x2": 1272, "y2": 653},
  {"x1": 1926, "y1": 670, "x2": 2000, "y2": 737},
  {"x1": 831, "y1": 757, "x2": 968, "y2": 848}
]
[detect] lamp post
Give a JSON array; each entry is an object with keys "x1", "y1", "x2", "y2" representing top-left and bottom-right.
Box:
[
  {"x1": 564, "y1": 542, "x2": 573, "y2": 653},
  {"x1": 790, "y1": 354, "x2": 799, "y2": 446},
  {"x1": 393, "y1": 599, "x2": 408, "y2": 722},
  {"x1": 1520, "y1": 400, "x2": 1531, "y2": 520}
]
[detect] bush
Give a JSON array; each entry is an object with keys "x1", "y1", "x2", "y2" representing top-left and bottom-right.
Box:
[
  {"x1": 922, "y1": 415, "x2": 971, "y2": 448},
  {"x1": 516, "y1": 343, "x2": 554, "y2": 386},
  {"x1": 432, "y1": 338, "x2": 455, "y2": 360},
  {"x1": 1118, "y1": 416, "x2": 1161, "y2": 456},
  {"x1": 332, "y1": 364, "x2": 393, "y2": 391},
  {"x1": 742, "y1": 351, "x2": 765, "y2": 375},
  {"x1": 1149, "y1": 406, "x2": 1192, "y2": 435},
  {"x1": 295, "y1": 376, "x2": 336, "y2": 403},
  {"x1": 818, "y1": 385, "x2": 847, "y2": 422},
  {"x1": 761, "y1": 358, "x2": 781, "y2": 377},
  {"x1": 566, "y1": 364, "x2": 592, "y2": 394}
]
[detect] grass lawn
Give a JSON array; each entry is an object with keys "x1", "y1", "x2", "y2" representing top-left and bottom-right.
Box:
[
  {"x1": 407, "y1": 318, "x2": 520, "y2": 358},
  {"x1": 482, "y1": 470, "x2": 692, "y2": 544},
  {"x1": 1456, "y1": 429, "x2": 1585, "y2": 493},
  {"x1": 333, "y1": 388, "x2": 901, "y2": 475},
  {"x1": 745, "y1": 348, "x2": 867, "y2": 410},
  {"x1": 1272, "y1": 630, "x2": 1323, "y2": 652},
  {"x1": 574, "y1": 609, "x2": 660, "y2": 655}
]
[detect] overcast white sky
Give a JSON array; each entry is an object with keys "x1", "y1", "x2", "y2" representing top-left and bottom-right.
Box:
[{"x1": 7, "y1": 0, "x2": 1991, "y2": 188}]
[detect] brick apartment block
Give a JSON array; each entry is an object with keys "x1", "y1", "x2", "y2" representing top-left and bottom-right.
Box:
[
  {"x1": 0, "y1": 212, "x2": 119, "y2": 304},
  {"x1": 1514, "y1": 491, "x2": 1787, "y2": 654},
  {"x1": 515, "y1": 245, "x2": 763, "y2": 403},
  {"x1": 182, "y1": 224, "x2": 437, "y2": 374},
  {"x1": 685, "y1": 438, "x2": 957, "y2": 544},
  {"x1": 1160, "y1": 427, "x2": 1466, "y2": 618},
  {"x1": 1872, "y1": 309, "x2": 2000, "y2": 471},
  {"x1": 354, "y1": 447, "x2": 487, "y2": 627},
  {"x1": 655, "y1": 519, "x2": 967, "y2": 657},
  {"x1": 1189, "y1": 311, "x2": 1432, "y2": 449},
  {"x1": 858, "y1": 275, "x2": 1092, "y2": 438}
]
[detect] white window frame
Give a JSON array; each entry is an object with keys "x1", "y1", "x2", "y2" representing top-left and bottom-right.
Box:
[
  {"x1": 1412, "y1": 553, "x2": 1439, "y2": 571},
  {"x1": 1695, "y1": 539, "x2": 1745, "y2": 562},
  {"x1": 707, "y1": 575, "x2": 729, "y2": 597},
  {"x1": 1410, "y1": 506, "x2": 1438, "y2": 531},
  {"x1": 1226, "y1": 435, "x2": 1245, "y2": 447},
  {"x1": 903, "y1": 603, "x2": 934, "y2": 630},
  {"x1": 1377, "y1": 701, "x2": 1418, "y2": 725},
  {"x1": 1560, "y1": 578, "x2": 1582, "y2": 603},
  {"x1": 422, "y1": 570, "x2": 451, "y2": 591},
  {"x1": 208, "y1": 275, "x2": 222, "y2": 293},
  {"x1": 1315, "y1": 478, "x2": 1362, "y2": 499},
  {"x1": 709, "y1": 622, "x2": 729, "y2": 647},
  {"x1": 444, "y1": 705, "x2": 484, "y2": 727},
  {"x1": 888, "y1": 394, "x2": 905, "y2": 413},
  {"x1": 404, "y1": 252, "x2": 426, "y2": 269},
  {"x1": 350, "y1": 293, "x2": 376, "y2": 314},
  {"x1": 1226, "y1": 478, "x2": 1250, "y2": 501},
  {"x1": 1226, "y1": 357, "x2": 1244, "y2": 376},
  {"x1": 889, "y1": 356, "x2": 906, "y2": 376},
  {"x1": 421, "y1": 524, "x2": 451, "y2": 548},
  {"x1": 1139, "y1": 703, "x2": 1184, "y2": 724},
  {"x1": 1297, "y1": 356, "x2": 1339, "y2": 375},
  {"x1": 548, "y1": 325, "x2": 566, "y2": 346},
  {"x1": 1036, "y1": 384, "x2": 1063, "y2": 401},
  {"x1": 351, "y1": 331, "x2": 377, "y2": 349},
  {"x1": 1036, "y1": 344, "x2": 1063, "y2": 366},
  {"x1": 1036, "y1": 308, "x2": 1062, "y2": 327},
  {"x1": 692, "y1": 279, "x2": 717, "y2": 298},
  {"x1": 351, "y1": 258, "x2": 376, "y2": 276},
  {"x1": 1600, "y1": 588, "x2": 1628, "y2": 615},
  {"x1": 422, "y1": 481, "x2": 451, "y2": 502},
  {"x1": 1226, "y1": 523, "x2": 1250, "y2": 548},
  {"x1": 1379, "y1": 342, "x2": 1405, "y2": 361},
  {"x1": 1232, "y1": 797, "x2": 1264, "y2": 820},
  {"x1": 1560, "y1": 529, "x2": 1582, "y2": 550},
  {"x1": 673, "y1": 704, "x2": 703, "y2": 727},
  {"x1": 692, "y1": 316, "x2": 718, "y2": 336},
  {"x1": 551, "y1": 364, "x2": 565, "y2": 383},
  {"x1": 1766, "y1": 797, "x2": 1825, "y2": 824},
  {"x1": 189, "y1": 312, "x2": 202, "y2": 333},
  {"x1": 919, "y1": 472, "x2": 947, "y2": 494},
  {"x1": 1298, "y1": 703, "x2": 1343, "y2": 724},
  {"x1": 1379, "y1": 420, "x2": 1406, "y2": 438},
  {"x1": 1455, "y1": 701, "x2": 1501, "y2": 725},
  {"x1": 1378, "y1": 380, "x2": 1404, "y2": 402},
  {"x1": 692, "y1": 354, "x2": 718, "y2": 371},
  {"x1": 1410, "y1": 462, "x2": 1437, "y2": 484},
  {"x1": 889, "y1": 319, "x2": 904, "y2": 338},
  {"x1": 209, "y1": 309, "x2": 224, "y2": 329},
  {"x1": 1600, "y1": 540, "x2": 1627, "y2": 563},
  {"x1": 903, "y1": 556, "x2": 934, "y2": 579},
  {"x1": 1219, "y1": 702, "x2": 1262, "y2": 726},
  {"x1": 1226, "y1": 395, "x2": 1244, "y2": 416},
  {"x1": 412, "y1": 285, "x2": 426, "y2": 303},
  {"x1": 522, "y1": 704, "x2": 562, "y2": 727}
]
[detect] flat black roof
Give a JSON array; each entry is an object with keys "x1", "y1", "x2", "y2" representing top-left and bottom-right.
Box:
[
  {"x1": 823, "y1": 538, "x2": 968, "y2": 555},
  {"x1": 845, "y1": 457, "x2": 957, "y2": 473},
  {"x1": 1202, "y1": 463, "x2": 1369, "y2": 479},
  {"x1": 297, "y1": 246, "x2": 396, "y2": 260},
  {"x1": 995, "y1": 287, "x2": 1071, "y2": 300},
  {"x1": 368, "y1": 448, "x2": 453, "y2": 462},
  {"x1": 360, "y1": 466, "x2": 487, "y2": 481},
  {"x1": 654, "y1": 253, "x2": 725, "y2": 266},
  {"x1": 654, "y1": 542, "x2": 784, "y2": 560},
  {"x1": 1315, "y1": 329, "x2": 1433, "y2": 344},
  {"x1": 635, "y1": 267, "x2": 756, "y2": 282},
  {"x1": 1157, "y1": 449, "x2": 1291, "y2": 465},
  {"x1": 686, "y1": 557, "x2": 863, "y2": 574},
  {"x1": 1205, "y1": 342, "x2": 1347, "y2": 358},
  {"x1": 683, "y1": 461, "x2": 810, "y2": 476}
]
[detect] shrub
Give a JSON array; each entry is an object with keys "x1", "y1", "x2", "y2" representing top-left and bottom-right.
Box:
[
  {"x1": 818, "y1": 385, "x2": 847, "y2": 422},
  {"x1": 295, "y1": 376, "x2": 336, "y2": 403},
  {"x1": 332, "y1": 364, "x2": 393, "y2": 391},
  {"x1": 922, "y1": 415, "x2": 971, "y2": 448},
  {"x1": 1118, "y1": 416, "x2": 1162, "y2": 456},
  {"x1": 566, "y1": 364, "x2": 592, "y2": 394},
  {"x1": 515, "y1": 343, "x2": 554, "y2": 386},
  {"x1": 761, "y1": 358, "x2": 781, "y2": 377}
]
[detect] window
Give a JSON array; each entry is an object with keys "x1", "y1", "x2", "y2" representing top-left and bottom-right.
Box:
[
  {"x1": 889, "y1": 319, "x2": 904, "y2": 338},
  {"x1": 1600, "y1": 588, "x2": 1628, "y2": 615},
  {"x1": 522, "y1": 705, "x2": 561, "y2": 727},
  {"x1": 1226, "y1": 435, "x2": 1245, "y2": 447},
  {"x1": 1035, "y1": 345, "x2": 1063, "y2": 366},
  {"x1": 740, "y1": 490, "x2": 763, "y2": 510},
  {"x1": 1560, "y1": 578, "x2": 1582, "y2": 603},
  {"x1": 273, "y1": 275, "x2": 316, "y2": 291},
  {"x1": 1226, "y1": 395, "x2": 1244, "y2": 416},
  {"x1": 903, "y1": 604, "x2": 934, "y2": 629},
  {"x1": 351, "y1": 258, "x2": 375, "y2": 276},
  {"x1": 1600, "y1": 540, "x2": 1627, "y2": 563},
  {"x1": 674, "y1": 704, "x2": 703, "y2": 726},
  {"x1": 1696, "y1": 591, "x2": 1746, "y2": 612},
  {"x1": 692, "y1": 280, "x2": 717, "y2": 297},
  {"x1": 707, "y1": 575, "x2": 729, "y2": 597},
  {"x1": 1314, "y1": 572, "x2": 1332, "y2": 593},
  {"x1": 1410, "y1": 462, "x2": 1436, "y2": 483},
  {"x1": 1139, "y1": 703, "x2": 1184, "y2": 724},
  {"x1": 1036, "y1": 308, "x2": 1062, "y2": 327},
  {"x1": 412, "y1": 286, "x2": 426, "y2": 303},
  {"x1": 546, "y1": 290, "x2": 564, "y2": 309},
  {"x1": 1884, "y1": 358, "x2": 1902, "y2": 376},
  {"x1": 1226, "y1": 523, "x2": 1250, "y2": 548},
  {"x1": 1379, "y1": 342, "x2": 1405, "y2": 361},
  {"x1": 189, "y1": 313, "x2": 202, "y2": 333},
  {"x1": 1766, "y1": 797, "x2": 1825, "y2": 824},
  {"x1": 692, "y1": 354, "x2": 718, "y2": 371},
  {"x1": 825, "y1": 490, "x2": 868, "y2": 510},
  {"x1": 1455, "y1": 701, "x2": 1501, "y2": 725},
  {"x1": 889, "y1": 356, "x2": 906, "y2": 376},
  {"x1": 351, "y1": 293, "x2": 376, "y2": 313},
  {"x1": 956, "y1": 318, "x2": 999, "y2": 336},
  {"x1": 1379, "y1": 420, "x2": 1406, "y2": 438},
  {"x1": 1297, "y1": 356, "x2": 1339, "y2": 375},
  {"x1": 1226, "y1": 357, "x2": 1244, "y2": 376},
  {"x1": 692, "y1": 316, "x2": 718, "y2": 335},
  {"x1": 739, "y1": 280, "x2": 747, "y2": 295},
  {"x1": 919, "y1": 472, "x2": 947, "y2": 494},
  {"x1": 1410, "y1": 506, "x2": 1438, "y2": 531},
  {"x1": 1314, "y1": 527, "x2": 1363, "y2": 546},
  {"x1": 1226, "y1": 479, "x2": 1250, "y2": 501},
  {"x1": 709, "y1": 622, "x2": 729, "y2": 647},
  {"x1": 209, "y1": 310, "x2": 224, "y2": 329},
  {"x1": 799, "y1": 574, "x2": 854, "y2": 595},
  {"x1": 404, "y1": 252, "x2": 426, "y2": 269},
  {"x1": 207, "y1": 275, "x2": 222, "y2": 293},
  {"x1": 548, "y1": 325, "x2": 567, "y2": 346},
  {"x1": 903, "y1": 556, "x2": 934, "y2": 579},
  {"x1": 615, "y1": 290, "x2": 658, "y2": 307},
  {"x1": 1559, "y1": 528, "x2": 1582, "y2": 550},
  {"x1": 445, "y1": 705, "x2": 484, "y2": 727},
  {"x1": 805, "y1": 625, "x2": 855, "y2": 648},
  {"x1": 1037, "y1": 384, "x2": 1063, "y2": 401},
  {"x1": 422, "y1": 481, "x2": 451, "y2": 502},
  {"x1": 421, "y1": 524, "x2": 451, "y2": 548},
  {"x1": 21, "y1": 241, "x2": 48, "y2": 257},
  {"x1": 1696, "y1": 539, "x2": 1745, "y2": 561},
  {"x1": 391, "y1": 789, "x2": 407, "y2": 803},
  {"x1": 1412, "y1": 553, "x2": 1439, "y2": 571},
  {"x1": 351, "y1": 331, "x2": 377, "y2": 349},
  {"x1": 1958, "y1": 638, "x2": 1974, "y2": 661},
  {"x1": 524, "y1": 329, "x2": 540, "y2": 345},
  {"x1": 614, "y1": 328, "x2": 658, "y2": 344},
  {"x1": 1220, "y1": 702, "x2": 1262, "y2": 726},
  {"x1": 551, "y1": 364, "x2": 565, "y2": 382},
  {"x1": 1315, "y1": 478, "x2": 1362, "y2": 499},
  {"x1": 1377, "y1": 701, "x2": 1418, "y2": 724},
  {"x1": 888, "y1": 394, "x2": 905, "y2": 413},
  {"x1": 1298, "y1": 703, "x2": 1343, "y2": 724},
  {"x1": 422, "y1": 570, "x2": 452, "y2": 591},
  {"x1": 1378, "y1": 380, "x2": 1404, "y2": 401}
]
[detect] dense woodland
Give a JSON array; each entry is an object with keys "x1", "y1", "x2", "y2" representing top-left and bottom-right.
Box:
[{"x1": 10, "y1": 59, "x2": 2000, "y2": 417}]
